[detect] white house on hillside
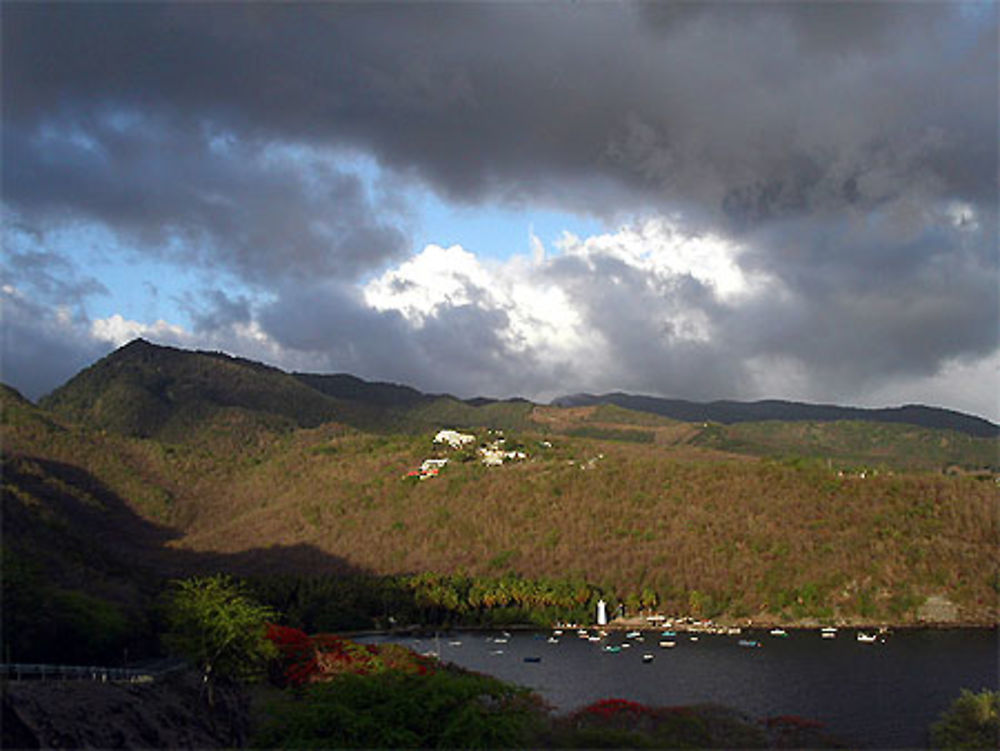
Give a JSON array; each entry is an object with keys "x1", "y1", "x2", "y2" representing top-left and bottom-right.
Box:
[{"x1": 434, "y1": 429, "x2": 476, "y2": 449}]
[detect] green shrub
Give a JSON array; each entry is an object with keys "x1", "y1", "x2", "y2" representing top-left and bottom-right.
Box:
[
  {"x1": 930, "y1": 689, "x2": 1000, "y2": 749},
  {"x1": 163, "y1": 574, "x2": 277, "y2": 705},
  {"x1": 253, "y1": 668, "x2": 544, "y2": 748}
]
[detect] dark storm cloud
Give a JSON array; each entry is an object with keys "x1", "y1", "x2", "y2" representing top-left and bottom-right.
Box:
[
  {"x1": 6, "y1": 2, "x2": 994, "y2": 224},
  {"x1": 729, "y1": 206, "x2": 1000, "y2": 387},
  {"x1": 185, "y1": 289, "x2": 253, "y2": 334},
  {"x1": 2, "y1": 2, "x2": 997, "y2": 412},
  {"x1": 9, "y1": 2, "x2": 987, "y2": 213},
  {"x1": 2, "y1": 246, "x2": 108, "y2": 309},
  {"x1": 3, "y1": 114, "x2": 407, "y2": 283},
  {"x1": 542, "y1": 248, "x2": 744, "y2": 400}
]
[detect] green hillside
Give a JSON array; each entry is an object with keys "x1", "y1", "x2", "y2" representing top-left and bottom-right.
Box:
[
  {"x1": 4, "y1": 381, "x2": 998, "y2": 628},
  {"x1": 4, "y1": 341, "x2": 999, "y2": 635},
  {"x1": 555, "y1": 392, "x2": 1000, "y2": 438},
  {"x1": 39, "y1": 339, "x2": 394, "y2": 439},
  {"x1": 692, "y1": 420, "x2": 999, "y2": 473},
  {"x1": 35, "y1": 340, "x2": 999, "y2": 472}
]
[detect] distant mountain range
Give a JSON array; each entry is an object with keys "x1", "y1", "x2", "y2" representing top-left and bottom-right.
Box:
[
  {"x1": 31, "y1": 339, "x2": 1000, "y2": 440},
  {"x1": 35, "y1": 339, "x2": 537, "y2": 440},
  {"x1": 551, "y1": 393, "x2": 1000, "y2": 439}
]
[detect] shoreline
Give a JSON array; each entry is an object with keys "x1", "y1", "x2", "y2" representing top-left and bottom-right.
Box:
[{"x1": 339, "y1": 620, "x2": 998, "y2": 639}]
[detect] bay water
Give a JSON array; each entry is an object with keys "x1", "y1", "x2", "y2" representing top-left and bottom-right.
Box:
[{"x1": 360, "y1": 627, "x2": 998, "y2": 748}]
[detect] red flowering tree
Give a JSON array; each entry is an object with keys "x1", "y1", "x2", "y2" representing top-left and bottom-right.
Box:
[{"x1": 265, "y1": 624, "x2": 435, "y2": 686}]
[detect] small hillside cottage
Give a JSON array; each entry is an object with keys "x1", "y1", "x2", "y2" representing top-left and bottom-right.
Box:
[{"x1": 433, "y1": 429, "x2": 475, "y2": 449}]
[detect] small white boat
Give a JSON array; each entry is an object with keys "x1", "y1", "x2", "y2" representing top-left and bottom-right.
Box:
[
  {"x1": 769, "y1": 628, "x2": 788, "y2": 637},
  {"x1": 642, "y1": 653, "x2": 654, "y2": 663},
  {"x1": 857, "y1": 632, "x2": 877, "y2": 643},
  {"x1": 492, "y1": 637, "x2": 508, "y2": 644},
  {"x1": 689, "y1": 635, "x2": 699, "y2": 642},
  {"x1": 547, "y1": 636, "x2": 559, "y2": 644},
  {"x1": 448, "y1": 640, "x2": 462, "y2": 646},
  {"x1": 821, "y1": 627, "x2": 837, "y2": 639},
  {"x1": 659, "y1": 640, "x2": 676, "y2": 648},
  {"x1": 552, "y1": 629, "x2": 563, "y2": 636},
  {"x1": 626, "y1": 630, "x2": 641, "y2": 638}
]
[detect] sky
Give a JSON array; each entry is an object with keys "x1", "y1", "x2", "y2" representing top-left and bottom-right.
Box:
[{"x1": 2, "y1": 2, "x2": 998, "y2": 421}]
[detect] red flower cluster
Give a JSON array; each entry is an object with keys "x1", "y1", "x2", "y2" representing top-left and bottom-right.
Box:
[
  {"x1": 580, "y1": 698, "x2": 653, "y2": 719},
  {"x1": 265, "y1": 624, "x2": 436, "y2": 686},
  {"x1": 266, "y1": 624, "x2": 321, "y2": 685}
]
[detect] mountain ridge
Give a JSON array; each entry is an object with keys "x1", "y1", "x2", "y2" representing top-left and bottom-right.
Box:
[
  {"x1": 551, "y1": 392, "x2": 1000, "y2": 438},
  {"x1": 32, "y1": 338, "x2": 999, "y2": 439}
]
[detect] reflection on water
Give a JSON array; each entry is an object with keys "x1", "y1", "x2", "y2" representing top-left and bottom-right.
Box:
[{"x1": 361, "y1": 627, "x2": 998, "y2": 748}]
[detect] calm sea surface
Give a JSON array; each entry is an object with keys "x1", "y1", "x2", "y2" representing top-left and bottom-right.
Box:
[{"x1": 360, "y1": 627, "x2": 998, "y2": 748}]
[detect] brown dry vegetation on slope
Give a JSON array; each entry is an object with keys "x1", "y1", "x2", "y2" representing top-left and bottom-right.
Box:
[
  {"x1": 3, "y1": 385, "x2": 998, "y2": 623},
  {"x1": 175, "y1": 434, "x2": 997, "y2": 622}
]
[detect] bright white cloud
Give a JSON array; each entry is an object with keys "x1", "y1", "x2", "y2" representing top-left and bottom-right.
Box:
[
  {"x1": 554, "y1": 217, "x2": 765, "y2": 301},
  {"x1": 364, "y1": 244, "x2": 491, "y2": 324},
  {"x1": 362, "y1": 217, "x2": 773, "y2": 379},
  {"x1": 363, "y1": 242, "x2": 592, "y2": 364},
  {"x1": 91, "y1": 314, "x2": 187, "y2": 347}
]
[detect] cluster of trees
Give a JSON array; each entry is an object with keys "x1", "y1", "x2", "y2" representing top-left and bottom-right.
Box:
[
  {"x1": 248, "y1": 571, "x2": 627, "y2": 632},
  {"x1": 929, "y1": 688, "x2": 1000, "y2": 749},
  {"x1": 163, "y1": 575, "x2": 277, "y2": 705},
  {"x1": 0, "y1": 547, "x2": 154, "y2": 664}
]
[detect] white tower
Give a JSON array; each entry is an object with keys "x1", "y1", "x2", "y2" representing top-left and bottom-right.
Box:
[{"x1": 596, "y1": 599, "x2": 607, "y2": 626}]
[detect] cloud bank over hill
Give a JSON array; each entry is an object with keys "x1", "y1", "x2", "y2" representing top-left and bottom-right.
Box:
[{"x1": 2, "y1": 3, "x2": 997, "y2": 419}]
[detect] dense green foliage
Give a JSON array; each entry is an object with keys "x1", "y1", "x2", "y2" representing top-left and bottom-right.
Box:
[
  {"x1": 39, "y1": 339, "x2": 391, "y2": 439},
  {"x1": 544, "y1": 699, "x2": 775, "y2": 749},
  {"x1": 929, "y1": 689, "x2": 1000, "y2": 749},
  {"x1": 0, "y1": 441, "x2": 161, "y2": 663},
  {"x1": 253, "y1": 668, "x2": 545, "y2": 748},
  {"x1": 250, "y1": 572, "x2": 606, "y2": 632},
  {"x1": 0, "y1": 547, "x2": 142, "y2": 664},
  {"x1": 567, "y1": 425, "x2": 656, "y2": 443},
  {"x1": 164, "y1": 575, "x2": 278, "y2": 704}
]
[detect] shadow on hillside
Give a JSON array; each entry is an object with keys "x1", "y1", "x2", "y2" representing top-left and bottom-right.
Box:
[
  {"x1": 3, "y1": 453, "x2": 371, "y2": 582},
  {"x1": 4, "y1": 452, "x2": 391, "y2": 662},
  {"x1": 163, "y1": 543, "x2": 370, "y2": 578}
]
